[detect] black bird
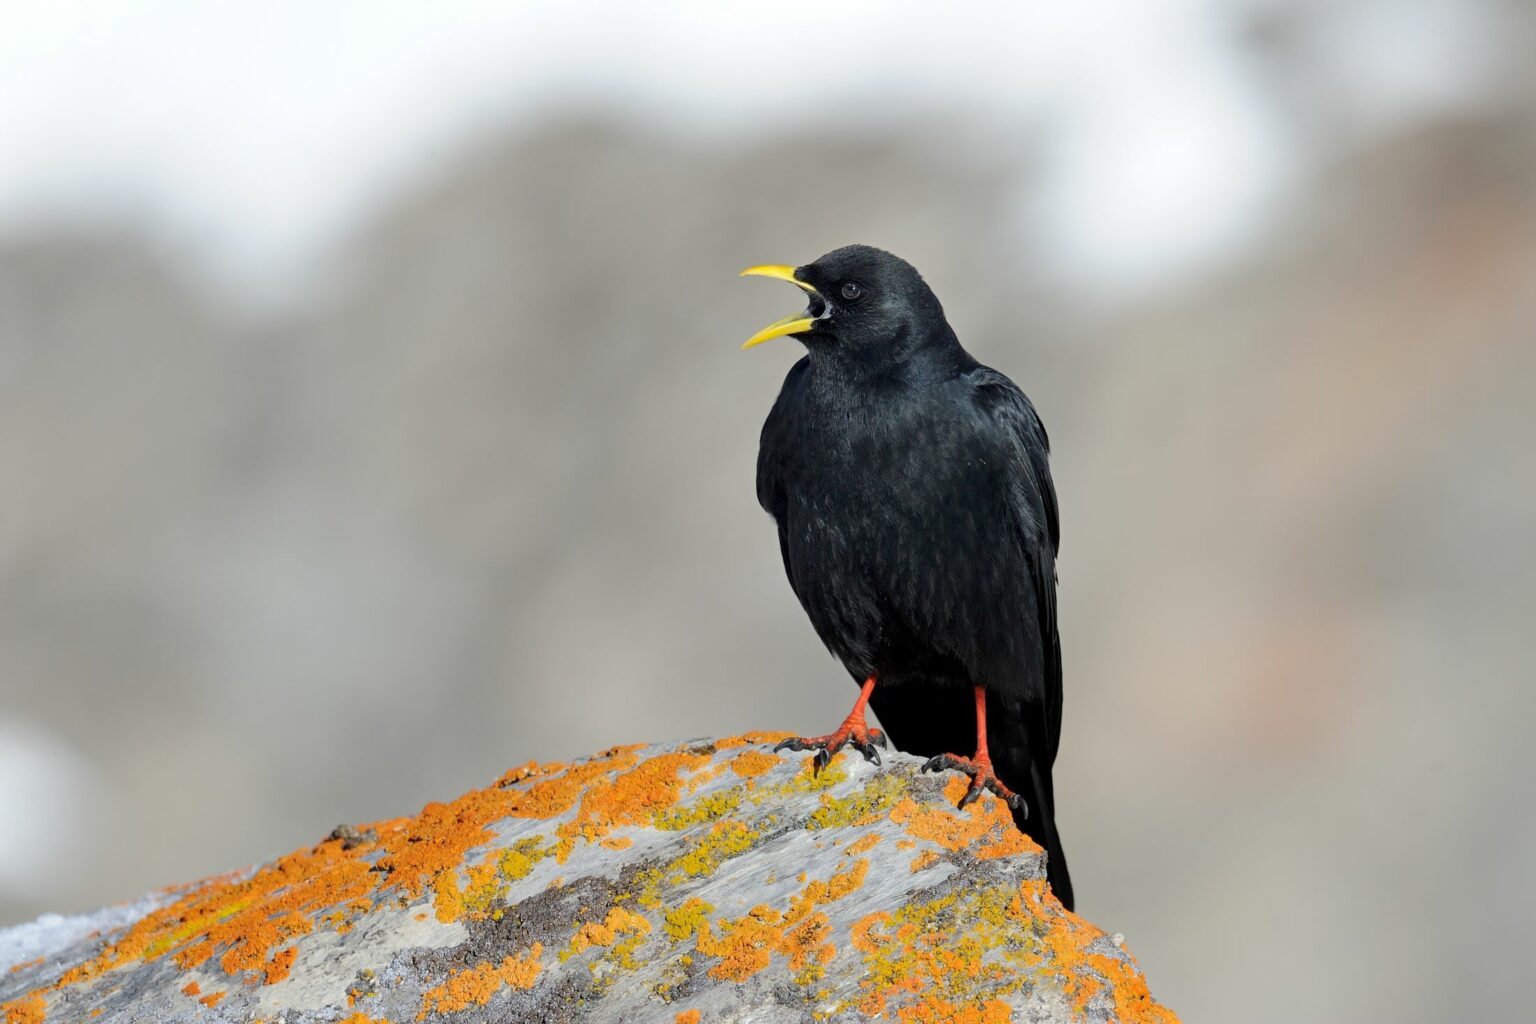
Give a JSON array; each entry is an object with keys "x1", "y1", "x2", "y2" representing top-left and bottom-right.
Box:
[{"x1": 742, "y1": 245, "x2": 1074, "y2": 910}]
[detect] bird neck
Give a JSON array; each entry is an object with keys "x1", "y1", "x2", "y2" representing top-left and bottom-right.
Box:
[{"x1": 807, "y1": 320, "x2": 970, "y2": 387}]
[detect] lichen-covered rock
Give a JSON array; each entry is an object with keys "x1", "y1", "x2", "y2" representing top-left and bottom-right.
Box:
[{"x1": 0, "y1": 736, "x2": 1178, "y2": 1023}]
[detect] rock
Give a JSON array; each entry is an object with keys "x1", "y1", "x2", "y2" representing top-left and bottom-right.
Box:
[{"x1": 0, "y1": 736, "x2": 1178, "y2": 1023}]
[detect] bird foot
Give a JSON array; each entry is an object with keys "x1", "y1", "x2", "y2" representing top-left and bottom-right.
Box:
[
  {"x1": 774, "y1": 720, "x2": 887, "y2": 774},
  {"x1": 921, "y1": 752, "x2": 1028, "y2": 816}
]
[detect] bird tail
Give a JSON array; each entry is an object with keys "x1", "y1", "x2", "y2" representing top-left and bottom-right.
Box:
[{"x1": 1018, "y1": 762, "x2": 1074, "y2": 912}]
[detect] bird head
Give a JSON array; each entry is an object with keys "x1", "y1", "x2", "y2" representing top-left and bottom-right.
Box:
[{"x1": 739, "y1": 245, "x2": 952, "y2": 366}]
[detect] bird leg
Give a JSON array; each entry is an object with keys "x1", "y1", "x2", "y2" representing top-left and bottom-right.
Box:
[
  {"x1": 774, "y1": 674, "x2": 886, "y2": 773},
  {"x1": 921, "y1": 685, "x2": 1028, "y2": 816}
]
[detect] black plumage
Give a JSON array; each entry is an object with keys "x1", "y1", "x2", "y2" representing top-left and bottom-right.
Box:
[{"x1": 744, "y1": 245, "x2": 1074, "y2": 910}]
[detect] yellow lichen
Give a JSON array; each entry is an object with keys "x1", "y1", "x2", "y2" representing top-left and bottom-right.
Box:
[
  {"x1": 663, "y1": 898, "x2": 715, "y2": 942},
  {"x1": 653, "y1": 788, "x2": 743, "y2": 831},
  {"x1": 671, "y1": 820, "x2": 761, "y2": 878},
  {"x1": 498, "y1": 836, "x2": 551, "y2": 881},
  {"x1": 808, "y1": 773, "x2": 908, "y2": 829}
]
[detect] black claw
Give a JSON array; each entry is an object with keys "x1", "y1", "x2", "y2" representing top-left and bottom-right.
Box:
[
  {"x1": 857, "y1": 742, "x2": 881, "y2": 767},
  {"x1": 958, "y1": 782, "x2": 984, "y2": 810},
  {"x1": 870, "y1": 730, "x2": 889, "y2": 749},
  {"x1": 774, "y1": 739, "x2": 803, "y2": 753},
  {"x1": 813, "y1": 748, "x2": 832, "y2": 775},
  {"x1": 1009, "y1": 794, "x2": 1029, "y2": 818}
]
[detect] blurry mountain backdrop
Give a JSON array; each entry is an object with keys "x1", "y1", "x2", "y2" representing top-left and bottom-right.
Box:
[{"x1": 1, "y1": 3, "x2": 1533, "y2": 1023}]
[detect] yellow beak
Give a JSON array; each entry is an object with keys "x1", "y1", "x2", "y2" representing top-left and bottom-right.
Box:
[{"x1": 739, "y1": 264, "x2": 821, "y2": 349}]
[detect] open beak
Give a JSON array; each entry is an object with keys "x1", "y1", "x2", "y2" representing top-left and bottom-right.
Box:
[{"x1": 739, "y1": 265, "x2": 821, "y2": 349}]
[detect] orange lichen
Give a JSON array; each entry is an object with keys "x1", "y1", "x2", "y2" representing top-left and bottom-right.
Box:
[
  {"x1": 494, "y1": 760, "x2": 550, "y2": 788},
  {"x1": 561, "y1": 907, "x2": 652, "y2": 960},
  {"x1": 844, "y1": 832, "x2": 882, "y2": 856},
  {"x1": 782, "y1": 913, "x2": 836, "y2": 979},
  {"x1": 416, "y1": 944, "x2": 543, "y2": 1019},
  {"x1": 213, "y1": 910, "x2": 313, "y2": 975},
  {"x1": 974, "y1": 830, "x2": 1036, "y2": 861},
  {"x1": 887, "y1": 776, "x2": 1035, "y2": 859},
  {"x1": 681, "y1": 762, "x2": 727, "y2": 794},
  {"x1": 2, "y1": 994, "x2": 46, "y2": 1024},
  {"x1": 1008, "y1": 881, "x2": 1178, "y2": 1024},
  {"x1": 909, "y1": 850, "x2": 940, "y2": 873},
  {"x1": 850, "y1": 911, "x2": 892, "y2": 954},
  {"x1": 675, "y1": 1011, "x2": 701, "y2": 1024},
  {"x1": 712, "y1": 731, "x2": 793, "y2": 750},
  {"x1": 180, "y1": 981, "x2": 201, "y2": 996},
  {"x1": 687, "y1": 859, "x2": 868, "y2": 985},
  {"x1": 6, "y1": 738, "x2": 1175, "y2": 1023},
  {"x1": 264, "y1": 946, "x2": 299, "y2": 985},
  {"x1": 696, "y1": 905, "x2": 783, "y2": 981},
  {"x1": 550, "y1": 750, "x2": 711, "y2": 862},
  {"x1": 847, "y1": 878, "x2": 1179, "y2": 1024},
  {"x1": 729, "y1": 750, "x2": 780, "y2": 779},
  {"x1": 337, "y1": 1015, "x2": 391, "y2": 1024},
  {"x1": 851, "y1": 913, "x2": 1009, "y2": 1018},
  {"x1": 785, "y1": 859, "x2": 868, "y2": 925},
  {"x1": 5, "y1": 960, "x2": 42, "y2": 975},
  {"x1": 34, "y1": 747, "x2": 650, "y2": 1008},
  {"x1": 199, "y1": 991, "x2": 226, "y2": 1008},
  {"x1": 896, "y1": 996, "x2": 1013, "y2": 1023}
]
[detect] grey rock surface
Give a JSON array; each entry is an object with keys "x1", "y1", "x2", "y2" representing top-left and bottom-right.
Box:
[{"x1": 0, "y1": 737, "x2": 1176, "y2": 1023}]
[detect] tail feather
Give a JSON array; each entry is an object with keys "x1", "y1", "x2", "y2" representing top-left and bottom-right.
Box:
[{"x1": 1020, "y1": 761, "x2": 1073, "y2": 911}]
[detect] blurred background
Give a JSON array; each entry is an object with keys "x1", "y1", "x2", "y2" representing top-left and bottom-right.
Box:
[{"x1": 2, "y1": 1, "x2": 1533, "y2": 1020}]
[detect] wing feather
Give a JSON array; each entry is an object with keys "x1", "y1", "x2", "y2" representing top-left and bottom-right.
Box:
[{"x1": 965, "y1": 366, "x2": 1064, "y2": 763}]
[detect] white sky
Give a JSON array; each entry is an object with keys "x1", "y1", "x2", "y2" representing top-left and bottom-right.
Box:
[{"x1": 0, "y1": 0, "x2": 1507, "y2": 304}]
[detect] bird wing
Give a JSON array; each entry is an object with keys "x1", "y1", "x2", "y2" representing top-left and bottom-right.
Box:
[
  {"x1": 756, "y1": 357, "x2": 811, "y2": 599},
  {"x1": 964, "y1": 365, "x2": 1064, "y2": 765}
]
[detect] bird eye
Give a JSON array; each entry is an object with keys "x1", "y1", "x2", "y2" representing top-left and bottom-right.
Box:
[{"x1": 840, "y1": 282, "x2": 863, "y2": 301}]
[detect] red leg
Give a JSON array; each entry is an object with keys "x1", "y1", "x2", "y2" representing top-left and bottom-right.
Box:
[
  {"x1": 775, "y1": 674, "x2": 887, "y2": 773},
  {"x1": 921, "y1": 686, "x2": 1028, "y2": 815}
]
